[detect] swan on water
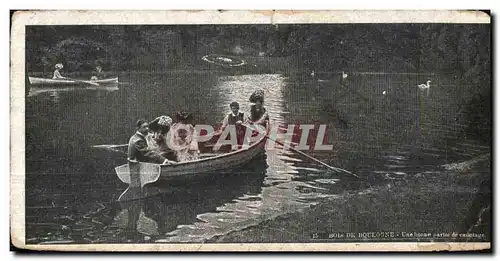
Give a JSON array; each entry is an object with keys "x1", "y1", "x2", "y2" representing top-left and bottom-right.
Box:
[
  {"x1": 342, "y1": 71, "x2": 348, "y2": 79},
  {"x1": 382, "y1": 91, "x2": 386, "y2": 95},
  {"x1": 310, "y1": 70, "x2": 315, "y2": 77},
  {"x1": 418, "y1": 80, "x2": 431, "y2": 96}
]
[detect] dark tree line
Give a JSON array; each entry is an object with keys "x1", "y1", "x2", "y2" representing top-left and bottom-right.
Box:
[{"x1": 26, "y1": 24, "x2": 489, "y2": 84}]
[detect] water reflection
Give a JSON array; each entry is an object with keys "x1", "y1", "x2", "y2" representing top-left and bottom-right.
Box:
[
  {"x1": 108, "y1": 153, "x2": 268, "y2": 242},
  {"x1": 155, "y1": 74, "x2": 357, "y2": 243},
  {"x1": 28, "y1": 85, "x2": 119, "y2": 98}
]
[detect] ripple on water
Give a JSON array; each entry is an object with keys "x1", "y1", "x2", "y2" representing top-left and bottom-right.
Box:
[
  {"x1": 153, "y1": 75, "x2": 349, "y2": 242},
  {"x1": 292, "y1": 166, "x2": 321, "y2": 172},
  {"x1": 313, "y1": 179, "x2": 340, "y2": 185},
  {"x1": 277, "y1": 155, "x2": 303, "y2": 162}
]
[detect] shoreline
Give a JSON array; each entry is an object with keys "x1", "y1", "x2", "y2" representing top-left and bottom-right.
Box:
[{"x1": 210, "y1": 156, "x2": 491, "y2": 243}]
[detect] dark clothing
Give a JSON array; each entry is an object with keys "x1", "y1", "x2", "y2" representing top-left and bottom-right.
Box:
[
  {"x1": 159, "y1": 150, "x2": 177, "y2": 162},
  {"x1": 221, "y1": 112, "x2": 246, "y2": 147},
  {"x1": 230, "y1": 112, "x2": 245, "y2": 145},
  {"x1": 249, "y1": 106, "x2": 269, "y2": 125},
  {"x1": 91, "y1": 69, "x2": 104, "y2": 80},
  {"x1": 153, "y1": 135, "x2": 178, "y2": 162},
  {"x1": 227, "y1": 112, "x2": 245, "y2": 124},
  {"x1": 127, "y1": 132, "x2": 166, "y2": 164}
]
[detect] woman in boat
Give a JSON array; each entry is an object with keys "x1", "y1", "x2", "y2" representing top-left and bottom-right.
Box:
[
  {"x1": 52, "y1": 63, "x2": 65, "y2": 79},
  {"x1": 147, "y1": 115, "x2": 177, "y2": 162},
  {"x1": 90, "y1": 65, "x2": 103, "y2": 81},
  {"x1": 248, "y1": 89, "x2": 269, "y2": 126},
  {"x1": 169, "y1": 111, "x2": 200, "y2": 162}
]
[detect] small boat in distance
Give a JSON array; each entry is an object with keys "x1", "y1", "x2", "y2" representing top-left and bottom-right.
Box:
[
  {"x1": 201, "y1": 54, "x2": 246, "y2": 67},
  {"x1": 28, "y1": 77, "x2": 119, "y2": 87}
]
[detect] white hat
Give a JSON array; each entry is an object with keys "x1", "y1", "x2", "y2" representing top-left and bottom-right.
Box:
[{"x1": 158, "y1": 116, "x2": 173, "y2": 126}]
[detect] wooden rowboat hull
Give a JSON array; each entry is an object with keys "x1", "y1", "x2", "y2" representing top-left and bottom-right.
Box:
[
  {"x1": 28, "y1": 77, "x2": 119, "y2": 86},
  {"x1": 115, "y1": 133, "x2": 267, "y2": 187},
  {"x1": 159, "y1": 139, "x2": 266, "y2": 179}
]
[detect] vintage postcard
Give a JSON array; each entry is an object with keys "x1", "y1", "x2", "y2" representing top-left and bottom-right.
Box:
[{"x1": 11, "y1": 10, "x2": 491, "y2": 252}]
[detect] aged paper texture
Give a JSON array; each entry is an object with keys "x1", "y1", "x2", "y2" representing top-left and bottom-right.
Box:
[{"x1": 11, "y1": 10, "x2": 491, "y2": 252}]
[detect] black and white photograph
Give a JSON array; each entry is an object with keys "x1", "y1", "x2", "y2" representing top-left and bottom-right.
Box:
[{"x1": 11, "y1": 10, "x2": 491, "y2": 252}]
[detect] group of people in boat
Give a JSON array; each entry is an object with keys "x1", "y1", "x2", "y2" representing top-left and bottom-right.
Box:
[
  {"x1": 127, "y1": 89, "x2": 269, "y2": 165},
  {"x1": 218, "y1": 89, "x2": 269, "y2": 146},
  {"x1": 52, "y1": 63, "x2": 104, "y2": 81},
  {"x1": 128, "y1": 111, "x2": 198, "y2": 165},
  {"x1": 221, "y1": 89, "x2": 269, "y2": 128}
]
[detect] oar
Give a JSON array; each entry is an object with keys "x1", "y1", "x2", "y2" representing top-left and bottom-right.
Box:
[
  {"x1": 92, "y1": 144, "x2": 128, "y2": 149},
  {"x1": 62, "y1": 77, "x2": 100, "y2": 86},
  {"x1": 93, "y1": 144, "x2": 220, "y2": 158},
  {"x1": 243, "y1": 123, "x2": 360, "y2": 179}
]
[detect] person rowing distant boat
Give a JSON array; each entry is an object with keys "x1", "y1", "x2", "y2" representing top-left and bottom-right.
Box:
[
  {"x1": 128, "y1": 119, "x2": 175, "y2": 165},
  {"x1": 90, "y1": 65, "x2": 103, "y2": 81},
  {"x1": 52, "y1": 63, "x2": 65, "y2": 79},
  {"x1": 49, "y1": 63, "x2": 99, "y2": 86}
]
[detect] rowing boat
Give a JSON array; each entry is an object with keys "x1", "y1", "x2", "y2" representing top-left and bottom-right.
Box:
[
  {"x1": 28, "y1": 77, "x2": 119, "y2": 86},
  {"x1": 114, "y1": 126, "x2": 268, "y2": 192}
]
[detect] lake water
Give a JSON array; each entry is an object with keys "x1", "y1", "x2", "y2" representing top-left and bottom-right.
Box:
[{"x1": 25, "y1": 70, "x2": 490, "y2": 244}]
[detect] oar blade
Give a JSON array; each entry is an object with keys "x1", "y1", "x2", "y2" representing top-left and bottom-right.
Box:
[
  {"x1": 244, "y1": 123, "x2": 360, "y2": 179},
  {"x1": 65, "y1": 77, "x2": 100, "y2": 86}
]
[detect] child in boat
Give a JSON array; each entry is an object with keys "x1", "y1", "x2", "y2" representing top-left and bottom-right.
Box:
[
  {"x1": 169, "y1": 111, "x2": 200, "y2": 162},
  {"x1": 52, "y1": 63, "x2": 65, "y2": 79},
  {"x1": 147, "y1": 115, "x2": 177, "y2": 162},
  {"x1": 221, "y1": 101, "x2": 246, "y2": 148},
  {"x1": 221, "y1": 101, "x2": 245, "y2": 129}
]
